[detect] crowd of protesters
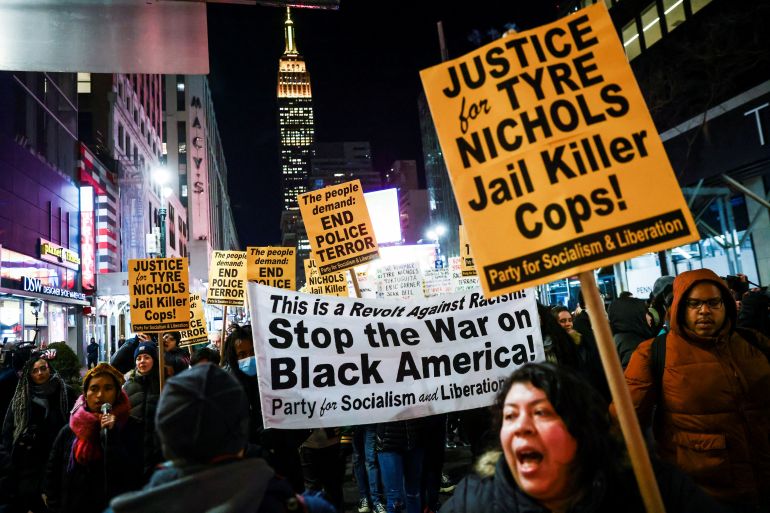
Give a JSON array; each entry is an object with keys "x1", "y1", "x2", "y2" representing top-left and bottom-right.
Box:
[{"x1": 0, "y1": 268, "x2": 768, "y2": 513}]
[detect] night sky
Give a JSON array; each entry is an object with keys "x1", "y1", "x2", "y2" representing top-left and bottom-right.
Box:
[{"x1": 206, "y1": 1, "x2": 560, "y2": 248}]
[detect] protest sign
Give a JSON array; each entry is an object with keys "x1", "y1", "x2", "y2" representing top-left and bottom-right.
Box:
[
  {"x1": 247, "y1": 246, "x2": 296, "y2": 290},
  {"x1": 459, "y1": 225, "x2": 477, "y2": 277},
  {"x1": 304, "y1": 258, "x2": 349, "y2": 296},
  {"x1": 376, "y1": 263, "x2": 423, "y2": 300},
  {"x1": 420, "y1": 3, "x2": 698, "y2": 296},
  {"x1": 128, "y1": 258, "x2": 190, "y2": 332},
  {"x1": 180, "y1": 293, "x2": 208, "y2": 347},
  {"x1": 298, "y1": 180, "x2": 380, "y2": 274},
  {"x1": 249, "y1": 283, "x2": 543, "y2": 428},
  {"x1": 207, "y1": 250, "x2": 247, "y2": 306},
  {"x1": 423, "y1": 268, "x2": 454, "y2": 297},
  {"x1": 451, "y1": 256, "x2": 482, "y2": 292}
]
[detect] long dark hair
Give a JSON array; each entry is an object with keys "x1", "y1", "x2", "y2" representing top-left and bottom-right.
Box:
[
  {"x1": 495, "y1": 363, "x2": 627, "y2": 488},
  {"x1": 538, "y1": 303, "x2": 581, "y2": 369},
  {"x1": 220, "y1": 324, "x2": 253, "y2": 372}
]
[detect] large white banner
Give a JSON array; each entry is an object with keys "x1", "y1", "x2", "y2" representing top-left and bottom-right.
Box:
[{"x1": 249, "y1": 283, "x2": 544, "y2": 428}]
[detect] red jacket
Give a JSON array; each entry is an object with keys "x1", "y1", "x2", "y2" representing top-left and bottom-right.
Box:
[{"x1": 625, "y1": 268, "x2": 770, "y2": 504}]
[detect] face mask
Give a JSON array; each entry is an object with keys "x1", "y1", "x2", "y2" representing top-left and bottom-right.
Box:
[{"x1": 238, "y1": 356, "x2": 257, "y2": 376}]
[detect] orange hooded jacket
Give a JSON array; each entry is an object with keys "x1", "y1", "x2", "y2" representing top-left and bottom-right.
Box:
[{"x1": 624, "y1": 268, "x2": 770, "y2": 504}]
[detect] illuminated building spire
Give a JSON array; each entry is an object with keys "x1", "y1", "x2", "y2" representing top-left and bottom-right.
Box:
[{"x1": 284, "y1": 7, "x2": 297, "y2": 56}]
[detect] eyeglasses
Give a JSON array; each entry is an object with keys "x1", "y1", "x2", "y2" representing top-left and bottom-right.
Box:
[{"x1": 685, "y1": 297, "x2": 723, "y2": 310}]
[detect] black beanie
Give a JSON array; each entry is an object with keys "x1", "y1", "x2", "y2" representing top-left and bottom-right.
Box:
[
  {"x1": 133, "y1": 342, "x2": 158, "y2": 363},
  {"x1": 155, "y1": 363, "x2": 249, "y2": 463}
]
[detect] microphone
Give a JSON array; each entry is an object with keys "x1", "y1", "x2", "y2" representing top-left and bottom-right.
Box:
[{"x1": 101, "y1": 403, "x2": 112, "y2": 437}]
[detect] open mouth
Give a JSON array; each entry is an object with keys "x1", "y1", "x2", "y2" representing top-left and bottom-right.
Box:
[{"x1": 515, "y1": 450, "x2": 544, "y2": 472}]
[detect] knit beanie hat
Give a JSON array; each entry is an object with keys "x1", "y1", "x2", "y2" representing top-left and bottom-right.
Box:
[
  {"x1": 133, "y1": 342, "x2": 158, "y2": 363},
  {"x1": 83, "y1": 363, "x2": 125, "y2": 390},
  {"x1": 155, "y1": 363, "x2": 248, "y2": 463}
]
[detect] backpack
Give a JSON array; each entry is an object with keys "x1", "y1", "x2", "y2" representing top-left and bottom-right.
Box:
[{"x1": 650, "y1": 327, "x2": 770, "y2": 392}]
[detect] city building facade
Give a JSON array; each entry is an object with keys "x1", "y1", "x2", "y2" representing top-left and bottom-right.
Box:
[
  {"x1": 310, "y1": 141, "x2": 380, "y2": 191},
  {"x1": 0, "y1": 71, "x2": 87, "y2": 356},
  {"x1": 79, "y1": 72, "x2": 188, "y2": 354},
  {"x1": 544, "y1": 0, "x2": 770, "y2": 306},
  {"x1": 278, "y1": 7, "x2": 315, "y2": 282},
  {"x1": 163, "y1": 74, "x2": 239, "y2": 293}
]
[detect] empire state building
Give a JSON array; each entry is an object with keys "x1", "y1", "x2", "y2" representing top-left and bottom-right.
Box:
[{"x1": 277, "y1": 7, "x2": 314, "y2": 212}]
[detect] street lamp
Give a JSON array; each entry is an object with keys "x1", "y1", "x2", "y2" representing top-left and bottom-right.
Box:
[
  {"x1": 30, "y1": 299, "x2": 42, "y2": 344},
  {"x1": 152, "y1": 167, "x2": 173, "y2": 258},
  {"x1": 426, "y1": 224, "x2": 446, "y2": 269}
]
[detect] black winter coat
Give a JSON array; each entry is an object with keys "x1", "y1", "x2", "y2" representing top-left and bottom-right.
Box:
[
  {"x1": 608, "y1": 297, "x2": 656, "y2": 368},
  {"x1": 110, "y1": 337, "x2": 142, "y2": 375},
  {"x1": 123, "y1": 369, "x2": 162, "y2": 476},
  {"x1": 231, "y1": 369, "x2": 265, "y2": 445},
  {"x1": 442, "y1": 455, "x2": 728, "y2": 513},
  {"x1": 0, "y1": 381, "x2": 75, "y2": 499},
  {"x1": 43, "y1": 419, "x2": 144, "y2": 513},
  {"x1": 87, "y1": 342, "x2": 99, "y2": 361},
  {"x1": 105, "y1": 458, "x2": 324, "y2": 513},
  {"x1": 376, "y1": 418, "x2": 424, "y2": 453},
  {"x1": 572, "y1": 310, "x2": 611, "y2": 403}
]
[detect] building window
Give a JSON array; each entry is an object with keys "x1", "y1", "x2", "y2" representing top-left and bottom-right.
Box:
[
  {"x1": 640, "y1": 3, "x2": 663, "y2": 48},
  {"x1": 690, "y1": 0, "x2": 712, "y2": 14},
  {"x1": 118, "y1": 124, "x2": 124, "y2": 150},
  {"x1": 177, "y1": 121, "x2": 186, "y2": 155},
  {"x1": 622, "y1": 19, "x2": 642, "y2": 60},
  {"x1": 663, "y1": 0, "x2": 687, "y2": 31},
  {"x1": 77, "y1": 73, "x2": 91, "y2": 93},
  {"x1": 176, "y1": 75, "x2": 186, "y2": 112}
]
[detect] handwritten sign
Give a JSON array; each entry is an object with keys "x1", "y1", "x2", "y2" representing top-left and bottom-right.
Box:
[
  {"x1": 128, "y1": 258, "x2": 190, "y2": 332},
  {"x1": 207, "y1": 251, "x2": 247, "y2": 306},
  {"x1": 247, "y1": 246, "x2": 296, "y2": 290},
  {"x1": 298, "y1": 180, "x2": 380, "y2": 274},
  {"x1": 420, "y1": 3, "x2": 698, "y2": 296}
]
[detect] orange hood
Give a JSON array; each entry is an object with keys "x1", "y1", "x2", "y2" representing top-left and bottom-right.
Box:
[{"x1": 669, "y1": 268, "x2": 737, "y2": 339}]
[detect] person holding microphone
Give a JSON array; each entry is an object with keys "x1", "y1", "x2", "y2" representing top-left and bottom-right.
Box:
[{"x1": 43, "y1": 364, "x2": 143, "y2": 513}]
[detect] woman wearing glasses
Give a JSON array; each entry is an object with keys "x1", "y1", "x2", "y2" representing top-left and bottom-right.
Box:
[{"x1": 1, "y1": 353, "x2": 75, "y2": 512}]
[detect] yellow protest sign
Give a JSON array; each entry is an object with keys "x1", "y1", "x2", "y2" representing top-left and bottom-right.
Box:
[
  {"x1": 298, "y1": 179, "x2": 379, "y2": 274},
  {"x1": 304, "y1": 258, "x2": 348, "y2": 296},
  {"x1": 180, "y1": 293, "x2": 208, "y2": 347},
  {"x1": 420, "y1": 3, "x2": 698, "y2": 296},
  {"x1": 128, "y1": 258, "x2": 190, "y2": 332},
  {"x1": 459, "y1": 225, "x2": 477, "y2": 277},
  {"x1": 207, "y1": 250, "x2": 247, "y2": 306},
  {"x1": 247, "y1": 246, "x2": 296, "y2": 290}
]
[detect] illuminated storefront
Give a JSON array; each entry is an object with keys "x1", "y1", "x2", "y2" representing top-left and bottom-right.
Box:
[{"x1": 0, "y1": 243, "x2": 88, "y2": 348}]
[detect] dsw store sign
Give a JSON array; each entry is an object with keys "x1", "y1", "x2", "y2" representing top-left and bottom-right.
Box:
[{"x1": 23, "y1": 277, "x2": 86, "y2": 301}]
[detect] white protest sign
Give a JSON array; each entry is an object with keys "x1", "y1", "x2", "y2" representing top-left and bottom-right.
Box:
[
  {"x1": 249, "y1": 283, "x2": 544, "y2": 428},
  {"x1": 376, "y1": 263, "x2": 423, "y2": 300}
]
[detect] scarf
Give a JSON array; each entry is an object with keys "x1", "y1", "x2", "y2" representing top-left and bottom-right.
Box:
[
  {"x1": 69, "y1": 390, "x2": 131, "y2": 467},
  {"x1": 11, "y1": 367, "x2": 68, "y2": 444}
]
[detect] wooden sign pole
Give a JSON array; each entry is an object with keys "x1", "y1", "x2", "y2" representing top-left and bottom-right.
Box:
[
  {"x1": 157, "y1": 334, "x2": 165, "y2": 391},
  {"x1": 221, "y1": 305, "x2": 228, "y2": 357},
  {"x1": 349, "y1": 269, "x2": 362, "y2": 299},
  {"x1": 578, "y1": 271, "x2": 665, "y2": 513}
]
